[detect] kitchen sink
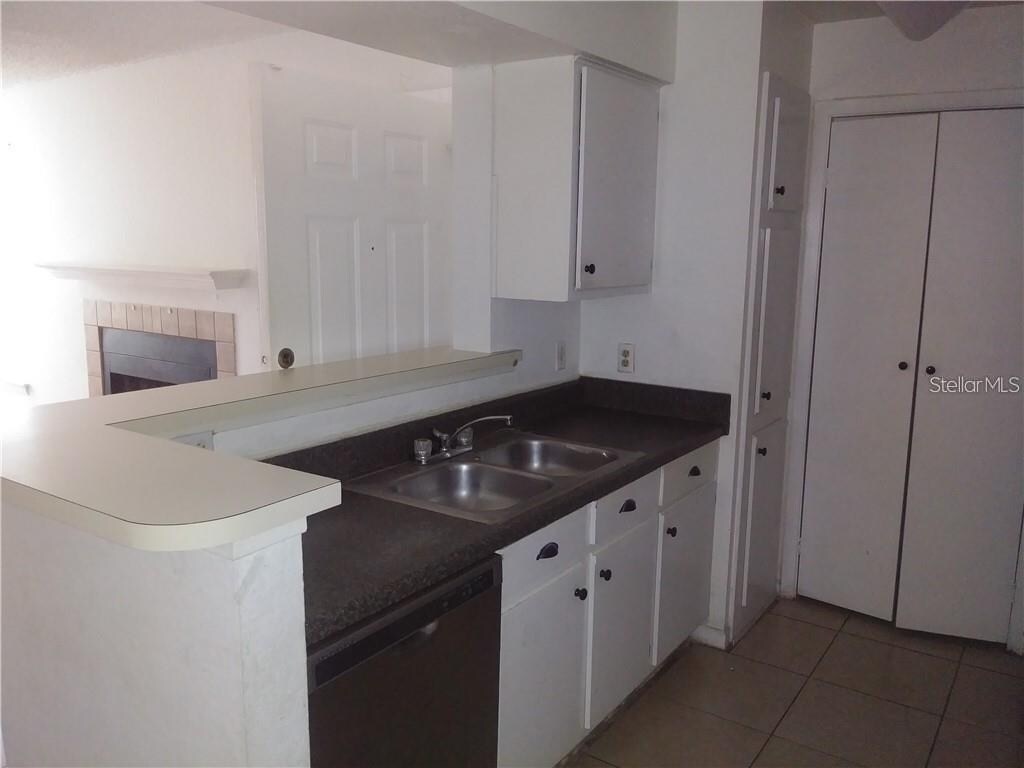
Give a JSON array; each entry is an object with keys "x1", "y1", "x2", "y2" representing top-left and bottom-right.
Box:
[
  {"x1": 391, "y1": 463, "x2": 553, "y2": 515},
  {"x1": 476, "y1": 437, "x2": 618, "y2": 477},
  {"x1": 348, "y1": 430, "x2": 641, "y2": 525}
]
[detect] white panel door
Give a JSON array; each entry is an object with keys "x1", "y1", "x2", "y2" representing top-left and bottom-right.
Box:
[
  {"x1": 652, "y1": 482, "x2": 716, "y2": 665},
  {"x1": 261, "y1": 66, "x2": 451, "y2": 368},
  {"x1": 750, "y1": 227, "x2": 801, "y2": 431},
  {"x1": 896, "y1": 109, "x2": 1024, "y2": 642},
  {"x1": 733, "y1": 420, "x2": 788, "y2": 635},
  {"x1": 586, "y1": 517, "x2": 656, "y2": 728},
  {"x1": 498, "y1": 563, "x2": 588, "y2": 768},
  {"x1": 800, "y1": 113, "x2": 939, "y2": 619},
  {"x1": 575, "y1": 64, "x2": 659, "y2": 291}
]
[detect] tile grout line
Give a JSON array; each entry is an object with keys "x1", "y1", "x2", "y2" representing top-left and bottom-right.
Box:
[
  {"x1": 745, "y1": 612, "x2": 850, "y2": 767},
  {"x1": 923, "y1": 659, "x2": 961, "y2": 767}
]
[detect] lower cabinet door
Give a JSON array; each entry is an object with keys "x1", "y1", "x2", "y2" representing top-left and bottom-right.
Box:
[
  {"x1": 585, "y1": 517, "x2": 657, "y2": 728},
  {"x1": 498, "y1": 563, "x2": 588, "y2": 768},
  {"x1": 652, "y1": 481, "x2": 717, "y2": 665}
]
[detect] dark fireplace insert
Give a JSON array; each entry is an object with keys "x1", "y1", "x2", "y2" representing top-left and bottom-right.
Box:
[{"x1": 101, "y1": 328, "x2": 218, "y2": 395}]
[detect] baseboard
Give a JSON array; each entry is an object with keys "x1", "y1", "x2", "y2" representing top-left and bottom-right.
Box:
[{"x1": 690, "y1": 623, "x2": 728, "y2": 650}]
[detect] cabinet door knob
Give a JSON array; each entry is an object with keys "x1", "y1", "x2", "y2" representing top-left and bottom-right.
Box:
[
  {"x1": 619, "y1": 498, "x2": 637, "y2": 514},
  {"x1": 760, "y1": 391, "x2": 772, "y2": 400},
  {"x1": 898, "y1": 361, "x2": 909, "y2": 371},
  {"x1": 926, "y1": 365, "x2": 936, "y2": 375},
  {"x1": 536, "y1": 542, "x2": 559, "y2": 561},
  {"x1": 574, "y1": 587, "x2": 588, "y2": 601},
  {"x1": 688, "y1": 465, "x2": 701, "y2": 477},
  {"x1": 277, "y1": 347, "x2": 295, "y2": 369},
  {"x1": 584, "y1": 263, "x2": 596, "y2": 275},
  {"x1": 666, "y1": 526, "x2": 678, "y2": 538},
  {"x1": 599, "y1": 568, "x2": 612, "y2": 581},
  {"x1": 774, "y1": 185, "x2": 786, "y2": 196},
  {"x1": 757, "y1": 447, "x2": 768, "y2": 456}
]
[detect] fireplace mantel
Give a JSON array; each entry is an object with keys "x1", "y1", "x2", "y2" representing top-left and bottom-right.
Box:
[{"x1": 37, "y1": 262, "x2": 251, "y2": 291}]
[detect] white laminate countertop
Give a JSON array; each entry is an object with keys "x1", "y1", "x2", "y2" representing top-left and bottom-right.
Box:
[{"x1": 0, "y1": 347, "x2": 521, "y2": 552}]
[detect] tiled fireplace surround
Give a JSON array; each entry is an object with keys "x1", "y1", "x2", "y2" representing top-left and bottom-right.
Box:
[{"x1": 83, "y1": 299, "x2": 236, "y2": 397}]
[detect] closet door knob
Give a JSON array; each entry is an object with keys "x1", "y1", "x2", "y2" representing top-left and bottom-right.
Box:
[
  {"x1": 757, "y1": 447, "x2": 768, "y2": 456},
  {"x1": 898, "y1": 361, "x2": 909, "y2": 370},
  {"x1": 760, "y1": 391, "x2": 772, "y2": 400},
  {"x1": 599, "y1": 569, "x2": 612, "y2": 581},
  {"x1": 774, "y1": 185, "x2": 786, "y2": 196},
  {"x1": 926, "y1": 365, "x2": 936, "y2": 375}
]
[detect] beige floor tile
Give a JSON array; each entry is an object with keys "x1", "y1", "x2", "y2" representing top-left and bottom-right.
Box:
[
  {"x1": 946, "y1": 665, "x2": 1024, "y2": 738},
  {"x1": 813, "y1": 633, "x2": 957, "y2": 714},
  {"x1": 587, "y1": 689, "x2": 768, "y2": 768},
  {"x1": 651, "y1": 644, "x2": 805, "y2": 732},
  {"x1": 928, "y1": 718, "x2": 1022, "y2": 768},
  {"x1": 776, "y1": 679, "x2": 939, "y2": 767},
  {"x1": 753, "y1": 736, "x2": 853, "y2": 768},
  {"x1": 962, "y1": 642, "x2": 1024, "y2": 679},
  {"x1": 842, "y1": 613, "x2": 964, "y2": 661},
  {"x1": 733, "y1": 614, "x2": 836, "y2": 675},
  {"x1": 772, "y1": 598, "x2": 849, "y2": 630}
]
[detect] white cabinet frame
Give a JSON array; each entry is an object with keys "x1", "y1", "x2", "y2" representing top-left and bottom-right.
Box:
[{"x1": 781, "y1": 87, "x2": 1024, "y2": 650}]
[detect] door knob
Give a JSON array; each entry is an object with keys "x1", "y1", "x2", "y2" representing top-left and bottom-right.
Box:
[
  {"x1": 760, "y1": 391, "x2": 772, "y2": 400},
  {"x1": 599, "y1": 569, "x2": 612, "y2": 581},
  {"x1": 926, "y1": 365, "x2": 936, "y2": 375},
  {"x1": 898, "y1": 361, "x2": 909, "y2": 370},
  {"x1": 666, "y1": 526, "x2": 678, "y2": 538},
  {"x1": 584, "y1": 263, "x2": 596, "y2": 275},
  {"x1": 774, "y1": 185, "x2": 786, "y2": 196},
  {"x1": 277, "y1": 347, "x2": 295, "y2": 369},
  {"x1": 757, "y1": 447, "x2": 768, "y2": 456},
  {"x1": 574, "y1": 588, "x2": 588, "y2": 601}
]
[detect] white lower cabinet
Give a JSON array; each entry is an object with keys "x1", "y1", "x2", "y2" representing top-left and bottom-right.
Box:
[
  {"x1": 498, "y1": 563, "x2": 588, "y2": 768},
  {"x1": 585, "y1": 516, "x2": 657, "y2": 728},
  {"x1": 652, "y1": 481, "x2": 717, "y2": 665}
]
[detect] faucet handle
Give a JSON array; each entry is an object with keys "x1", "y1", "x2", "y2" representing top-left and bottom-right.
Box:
[
  {"x1": 455, "y1": 428, "x2": 474, "y2": 448},
  {"x1": 432, "y1": 427, "x2": 449, "y2": 446},
  {"x1": 413, "y1": 438, "x2": 433, "y2": 463}
]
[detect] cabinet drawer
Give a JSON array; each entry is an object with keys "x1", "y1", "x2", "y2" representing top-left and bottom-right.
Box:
[
  {"x1": 660, "y1": 441, "x2": 719, "y2": 507},
  {"x1": 590, "y1": 471, "x2": 659, "y2": 547},
  {"x1": 499, "y1": 506, "x2": 589, "y2": 611}
]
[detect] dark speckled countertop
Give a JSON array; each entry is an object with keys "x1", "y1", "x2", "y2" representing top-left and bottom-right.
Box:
[{"x1": 266, "y1": 378, "x2": 730, "y2": 653}]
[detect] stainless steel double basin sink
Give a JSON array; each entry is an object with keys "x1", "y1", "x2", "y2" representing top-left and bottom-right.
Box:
[{"x1": 348, "y1": 431, "x2": 640, "y2": 525}]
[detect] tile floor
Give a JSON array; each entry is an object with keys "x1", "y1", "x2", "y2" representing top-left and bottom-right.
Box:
[{"x1": 568, "y1": 597, "x2": 1024, "y2": 768}]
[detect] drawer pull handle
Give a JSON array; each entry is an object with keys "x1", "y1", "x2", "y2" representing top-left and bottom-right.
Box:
[
  {"x1": 619, "y1": 499, "x2": 637, "y2": 514},
  {"x1": 536, "y1": 542, "x2": 559, "y2": 561},
  {"x1": 688, "y1": 465, "x2": 701, "y2": 477},
  {"x1": 666, "y1": 526, "x2": 678, "y2": 538},
  {"x1": 574, "y1": 587, "x2": 588, "y2": 601},
  {"x1": 757, "y1": 447, "x2": 768, "y2": 456},
  {"x1": 599, "y1": 569, "x2": 612, "y2": 581}
]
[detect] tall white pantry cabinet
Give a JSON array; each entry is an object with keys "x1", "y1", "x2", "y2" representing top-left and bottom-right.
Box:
[{"x1": 800, "y1": 107, "x2": 1024, "y2": 643}]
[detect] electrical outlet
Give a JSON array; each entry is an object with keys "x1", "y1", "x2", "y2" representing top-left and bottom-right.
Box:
[
  {"x1": 555, "y1": 340, "x2": 567, "y2": 371},
  {"x1": 617, "y1": 343, "x2": 635, "y2": 374}
]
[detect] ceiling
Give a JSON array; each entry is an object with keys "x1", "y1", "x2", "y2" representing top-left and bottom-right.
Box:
[{"x1": 0, "y1": 1, "x2": 287, "y2": 85}]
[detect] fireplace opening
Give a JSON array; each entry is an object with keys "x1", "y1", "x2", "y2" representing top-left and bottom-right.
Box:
[{"x1": 101, "y1": 328, "x2": 218, "y2": 395}]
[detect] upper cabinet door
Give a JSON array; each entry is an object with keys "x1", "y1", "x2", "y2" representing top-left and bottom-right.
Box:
[
  {"x1": 575, "y1": 64, "x2": 660, "y2": 291},
  {"x1": 763, "y1": 74, "x2": 810, "y2": 215}
]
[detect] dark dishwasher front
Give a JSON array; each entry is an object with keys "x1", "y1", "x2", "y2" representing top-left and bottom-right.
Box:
[{"x1": 308, "y1": 557, "x2": 501, "y2": 768}]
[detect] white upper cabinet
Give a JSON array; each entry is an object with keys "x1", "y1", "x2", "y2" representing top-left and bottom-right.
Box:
[
  {"x1": 494, "y1": 56, "x2": 660, "y2": 302},
  {"x1": 761, "y1": 73, "x2": 810, "y2": 217}
]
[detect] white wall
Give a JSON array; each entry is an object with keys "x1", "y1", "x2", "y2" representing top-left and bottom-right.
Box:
[
  {"x1": 810, "y1": 4, "x2": 1024, "y2": 100},
  {"x1": 579, "y1": 1, "x2": 766, "y2": 636},
  {"x1": 460, "y1": 1, "x2": 678, "y2": 82},
  {"x1": 0, "y1": 29, "x2": 451, "y2": 406}
]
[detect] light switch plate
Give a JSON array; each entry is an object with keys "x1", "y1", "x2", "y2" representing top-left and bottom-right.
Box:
[{"x1": 617, "y1": 343, "x2": 635, "y2": 374}]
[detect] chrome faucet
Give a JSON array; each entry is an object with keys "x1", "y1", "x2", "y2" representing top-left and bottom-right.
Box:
[{"x1": 413, "y1": 415, "x2": 513, "y2": 464}]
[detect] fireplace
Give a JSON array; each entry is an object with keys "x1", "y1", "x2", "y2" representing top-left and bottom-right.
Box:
[
  {"x1": 84, "y1": 300, "x2": 236, "y2": 397},
  {"x1": 101, "y1": 328, "x2": 218, "y2": 394}
]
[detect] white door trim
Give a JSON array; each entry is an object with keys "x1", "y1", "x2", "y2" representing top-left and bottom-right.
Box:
[{"x1": 780, "y1": 88, "x2": 1024, "y2": 647}]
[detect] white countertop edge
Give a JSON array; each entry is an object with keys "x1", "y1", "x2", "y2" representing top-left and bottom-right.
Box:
[{"x1": 2, "y1": 477, "x2": 341, "y2": 553}]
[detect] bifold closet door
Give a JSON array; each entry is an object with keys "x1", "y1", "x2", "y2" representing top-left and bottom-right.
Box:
[
  {"x1": 799, "y1": 113, "x2": 939, "y2": 619},
  {"x1": 896, "y1": 109, "x2": 1024, "y2": 642}
]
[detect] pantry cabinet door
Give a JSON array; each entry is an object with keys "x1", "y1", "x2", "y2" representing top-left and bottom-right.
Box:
[
  {"x1": 750, "y1": 227, "x2": 801, "y2": 431},
  {"x1": 763, "y1": 73, "x2": 811, "y2": 214},
  {"x1": 652, "y1": 482, "x2": 717, "y2": 665},
  {"x1": 585, "y1": 517, "x2": 657, "y2": 728},
  {"x1": 575, "y1": 64, "x2": 659, "y2": 292},
  {"x1": 498, "y1": 564, "x2": 588, "y2": 768},
  {"x1": 897, "y1": 108, "x2": 1024, "y2": 642}
]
